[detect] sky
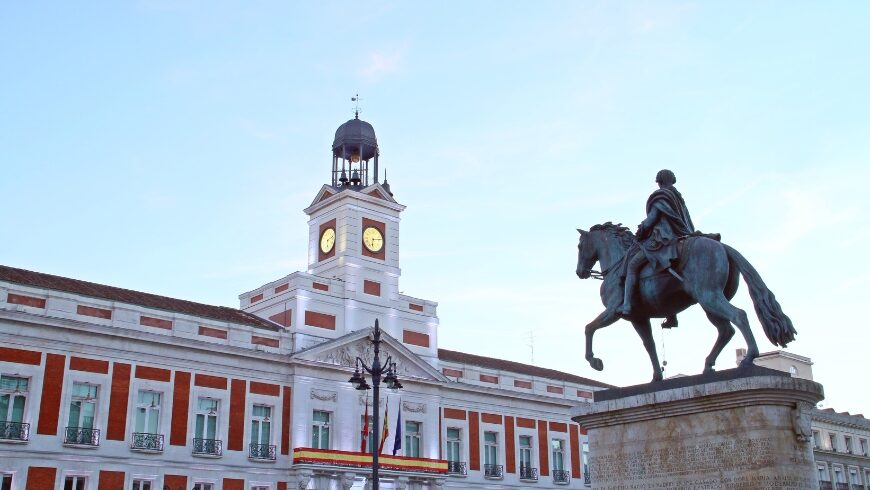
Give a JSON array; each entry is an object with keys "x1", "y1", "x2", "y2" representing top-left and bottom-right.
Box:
[{"x1": 2, "y1": 2, "x2": 869, "y2": 412}]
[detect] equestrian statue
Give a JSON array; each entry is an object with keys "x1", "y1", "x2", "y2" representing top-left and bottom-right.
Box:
[{"x1": 576, "y1": 170, "x2": 796, "y2": 382}]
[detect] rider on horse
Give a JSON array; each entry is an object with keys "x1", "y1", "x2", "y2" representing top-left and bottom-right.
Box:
[{"x1": 617, "y1": 169, "x2": 695, "y2": 328}]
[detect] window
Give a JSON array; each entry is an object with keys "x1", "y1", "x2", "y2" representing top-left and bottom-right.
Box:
[
  {"x1": 552, "y1": 438, "x2": 566, "y2": 471},
  {"x1": 582, "y1": 441, "x2": 590, "y2": 483},
  {"x1": 484, "y1": 431, "x2": 501, "y2": 478},
  {"x1": 0, "y1": 375, "x2": 28, "y2": 441},
  {"x1": 861, "y1": 438, "x2": 868, "y2": 456},
  {"x1": 193, "y1": 398, "x2": 220, "y2": 455},
  {"x1": 131, "y1": 479, "x2": 152, "y2": 490},
  {"x1": 1, "y1": 474, "x2": 11, "y2": 490},
  {"x1": 788, "y1": 365, "x2": 798, "y2": 376},
  {"x1": 250, "y1": 405, "x2": 274, "y2": 460},
  {"x1": 812, "y1": 430, "x2": 821, "y2": 449},
  {"x1": 519, "y1": 435, "x2": 534, "y2": 479},
  {"x1": 850, "y1": 469, "x2": 859, "y2": 485},
  {"x1": 64, "y1": 476, "x2": 87, "y2": 490},
  {"x1": 312, "y1": 411, "x2": 330, "y2": 449},
  {"x1": 834, "y1": 466, "x2": 844, "y2": 483},
  {"x1": 405, "y1": 421, "x2": 421, "y2": 458},
  {"x1": 251, "y1": 486, "x2": 269, "y2": 490},
  {"x1": 66, "y1": 383, "x2": 98, "y2": 445},
  {"x1": 193, "y1": 484, "x2": 213, "y2": 490},
  {"x1": 134, "y1": 391, "x2": 161, "y2": 434},
  {"x1": 361, "y1": 414, "x2": 374, "y2": 453},
  {"x1": 829, "y1": 433, "x2": 838, "y2": 451},
  {"x1": 817, "y1": 464, "x2": 828, "y2": 482},
  {"x1": 446, "y1": 428, "x2": 461, "y2": 462},
  {"x1": 845, "y1": 435, "x2": 854, "y2": 453}
]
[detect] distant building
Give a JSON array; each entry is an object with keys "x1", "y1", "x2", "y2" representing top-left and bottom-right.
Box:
[
  {"x1": 0, "y1": 115, "x2": 608, "y2": 490},
  {"x1": 736, "y1": 349, "x2": 870, "y2": 489}
]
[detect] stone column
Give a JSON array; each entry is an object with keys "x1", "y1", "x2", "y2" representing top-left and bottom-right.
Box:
[{"x1": 572, "y1": 368, "x2": 824, "y2": 489}]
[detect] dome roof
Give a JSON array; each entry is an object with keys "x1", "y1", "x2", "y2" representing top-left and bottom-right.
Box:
[{"x1": 332, "y1": 117, "x2": 378, "y2": 161}]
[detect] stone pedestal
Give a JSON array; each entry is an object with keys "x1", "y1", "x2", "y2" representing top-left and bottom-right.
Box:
[{"x1": 572, "y1": 367, "x2": 824, "y2": 490}]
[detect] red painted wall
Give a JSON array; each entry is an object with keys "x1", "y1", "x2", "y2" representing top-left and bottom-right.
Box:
[
  {"x1": 26, "y1": 466, "x2": 56, "y2": 490},
  {"x1": 98, "y1": 470, "x2": 125, "y2": 490},
  {"x1": 538, "y1": 419, "x2": 550, "y2": 476},
  {"x1": 106, "y1": 363, "x2": 131, "y2": 441},
  {"x1": 36, "y1": 354, "x2": 65, "y2": 435},
  {"x1": 170, "y1": 371, "x2": 191, "y2": 446},
  {"x1": 227, "y1": 379, "x2": 246, "y2": 451},
  {"x1": 468, "y1": 411, "x2": 480, "y2": 471}
]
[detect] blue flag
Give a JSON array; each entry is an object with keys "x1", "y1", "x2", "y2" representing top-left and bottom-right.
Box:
[{"x1": 392, "y1": 400, "x2": 402, "y2": 456}]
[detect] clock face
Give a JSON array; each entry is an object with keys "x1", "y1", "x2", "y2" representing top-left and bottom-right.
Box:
[
  {"x1": 362, "y1": 226, "x2": 384, "y2": 253},
  {"x1": 320, "y1": 228, "x2": 336, "y2": 254}
]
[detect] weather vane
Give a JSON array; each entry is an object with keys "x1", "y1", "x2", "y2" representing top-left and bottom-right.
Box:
[{"x1": 352, "y1": 93, "x2": 362, "y2": 118}]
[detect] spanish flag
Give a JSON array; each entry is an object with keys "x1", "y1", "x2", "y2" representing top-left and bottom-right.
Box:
[{"x1": 378, "y1": 397, "x2": 390, "y2": 453}]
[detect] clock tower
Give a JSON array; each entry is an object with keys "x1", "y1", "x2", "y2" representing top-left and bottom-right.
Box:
[
  {"x1": 239, "y1": 112, "x2": 438, "y2": 359},
  {"x1": 304, "y1": 112, "x2": 404, "y2": 297}
]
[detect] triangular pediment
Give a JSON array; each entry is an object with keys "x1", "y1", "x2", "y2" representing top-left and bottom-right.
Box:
[
  {"x1": 310, "y1": 185, "x2": 337, "y2": 207},
  {"x1": 360, "y1": 183, "x2": 397, "y2": 204},
  {"x1": 292, "y1": 328, "x2": 448, "y2": 383}
]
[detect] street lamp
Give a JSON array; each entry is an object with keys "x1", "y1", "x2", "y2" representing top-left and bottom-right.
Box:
[{"x1": 348, "y1": 319, "x2": 403, "y2": 490}]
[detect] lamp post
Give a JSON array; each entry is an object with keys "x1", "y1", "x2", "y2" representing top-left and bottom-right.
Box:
[{"x1": 348, "y1": 319, "x2": 403, "y2": 490}]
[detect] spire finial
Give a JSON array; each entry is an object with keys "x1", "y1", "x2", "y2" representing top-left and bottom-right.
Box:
[{"x1": 352, "y1": 93, "x2": 361, "y2": 119}]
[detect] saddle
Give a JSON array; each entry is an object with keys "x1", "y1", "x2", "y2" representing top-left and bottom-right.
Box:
[{"x1": 676, "y1": 231, "x2": 721, "y2": 261}]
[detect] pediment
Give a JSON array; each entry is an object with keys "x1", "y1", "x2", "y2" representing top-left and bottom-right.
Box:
[
  {"x1": 360, "y1": 183, "x2": 397, "y2": 204},
  {"x1": 309, "y1": 185, "x2": 337, "y2": 207},
  {"x1": 292, "y1": 328, "x2": 448, "y2": 383}
]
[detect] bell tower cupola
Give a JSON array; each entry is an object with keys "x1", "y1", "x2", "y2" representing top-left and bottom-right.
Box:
[{"x1": 331, "y1": 109, "x2": 380, "y2": 187}]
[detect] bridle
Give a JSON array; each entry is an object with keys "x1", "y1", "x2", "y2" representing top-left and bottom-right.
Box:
[{"x1": 579, "y1": 237, "x2": 635, "y2": 281}]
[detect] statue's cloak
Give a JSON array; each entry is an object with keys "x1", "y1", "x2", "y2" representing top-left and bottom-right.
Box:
[{"x1": 641, "y1": 186, "x2": 695, "y2": 272}]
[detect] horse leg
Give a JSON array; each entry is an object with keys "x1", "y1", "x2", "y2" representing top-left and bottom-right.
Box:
[
  {"x1": 696, "y1": 294, "x2": 758, "y2": 368},
  {"x1": 631, "y1": 318, "x2": 663, "y2": 382},
  {"x1": 585, "y1": 309, "x2": 620, "y2": 372},
  {"x1": 700, "y1": 311, "x2": 735, "y2": 374}
]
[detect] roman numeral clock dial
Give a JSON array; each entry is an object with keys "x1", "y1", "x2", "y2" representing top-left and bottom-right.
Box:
[
  {"x1": 362, "y1": 226, "x2": 384, "y2": 253},
  {"x1": 319, "y1": 228, "x2": 336, "y2": 254}
]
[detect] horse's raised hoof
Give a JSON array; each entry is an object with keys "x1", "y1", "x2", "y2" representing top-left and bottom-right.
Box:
[
  {"x1": 652, "y1": 373, "x2": 663, "y2": 382},
  {"x1": 703, "y1": 367, "x2": 715, "y2": 375},
  {"x1": 738, "y1": 359, "x2": 755, "y2": 369},
  {"x1": 588, "y1": 357, "x2": 604, "y2": 371}
]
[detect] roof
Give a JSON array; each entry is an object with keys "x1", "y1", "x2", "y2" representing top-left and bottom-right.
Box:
[
  {"x1": 438, "y1": 348, "x2": 612, "y2": 389},
  {"x1": 0, "y1": 265, "x2": 279, "y2": 331}
]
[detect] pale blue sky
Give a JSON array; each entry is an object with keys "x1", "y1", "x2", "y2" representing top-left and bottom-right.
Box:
[{"x1": 3, "y1": 2, "x2": 869, "y2": 411}]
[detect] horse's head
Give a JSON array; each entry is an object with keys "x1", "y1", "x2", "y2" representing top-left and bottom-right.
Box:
[{"x1": 576, "y1": 228, "x2": 597, "y2": 279}]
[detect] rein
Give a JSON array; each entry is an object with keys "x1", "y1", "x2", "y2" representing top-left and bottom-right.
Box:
[{"x1": 585, "y1": 253, "x2": 628, "y2": 281}]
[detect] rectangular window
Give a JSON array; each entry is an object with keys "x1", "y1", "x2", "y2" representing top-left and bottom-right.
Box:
[
  {"x1": 134, "y1": 391, "x2": 161, "y2": 434},
  {"x1": 519, "y1": 435, "x2": 533, "y2": 470},
  {"x1": 131, "y1": 479, "x2": 153, "y2": 490},
  {"x1": 405, "y1": 421, "x2": 421, "y2": 458},
  {"x1": 845, "y1": 435, "x2": 853, "y2": 453},
  {"x1": 817, "y1": 465, "x2": 828, "y2": 482},
  {"x1": 812, "y1": 430, "x2": 821, "y2": 449},
  {"x1": 251, "y1": 405, "x2": 272, "y2": 446},
  {"x1": 849, "y1": 469, "x2": 859, "y2": 484},
  {"x1": 68, "y1": 383, "x2": 98, "y2": 429},
  {"x1": 834, "y1": 466, "x2": 844, "y2": 483},
  {"x1": 829, "y1": 433, "x2": 838, "y2": 451},
  {"x1": 312, "y1": 410, "x2": 330, "y2": 449},
  {"x1": 1, "y1": 474, "x2": 12, "y2": 490},
  {"x1": 582, "y1": 441, "x2": 590, "y2": 480},
  {"x1": 551, "y1": 438, "x2": 566, "y2": 471},
  {"x1": 861, "y1": 438, "x2": 868, "y2": 456},
  {"x1": 484, "y1": 431, "x2": 499, "y2": 465},
  {"x1": 446, "y1": 428, "x2": 462, "y2": 463},
  {"x1": 195, "y1": 398, "x2": 219, "y2": 440},
  {"x1": 361, "y1": 414, "x2": 374, "y2": 453},
  {"x1": 193, "y1": 484, "x2": 213, "y2": 490},
  {"x1": 251, "y1": 486, "x2": 269, "y2": 490},
  {"x1": 64, "y1": 476, "x2": 87, "y2": 490},
  {"x1": 0, "y1": 375, "x2": 28, "y2": 423}
]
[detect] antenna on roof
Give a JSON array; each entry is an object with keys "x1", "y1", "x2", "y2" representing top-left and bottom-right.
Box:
[
  {"x1": 527, "y1": 330, "x2": 535, "y2": 365},
  {"x1": 351, "y1": 93, "x2": 361, "y2": 119}
]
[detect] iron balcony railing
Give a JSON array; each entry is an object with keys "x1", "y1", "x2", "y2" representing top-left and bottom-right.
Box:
[
  {"x1": 249, "y1": 443, "x2": 277, "y2": 460},
  {"x1": 553, "y1": 469, "x2": 571, "y2": 484},
  {"x1": 131, "y1": 432, "x2": 164, "y2": 451},
  {"x1": 64, "y1": 427, "x2": 100, "y2": 446},
  {"x1": 192, "y1": 438, "x2": 222, "y2": 456},
  {"x1": 519, "y1": 465, "x2": 538, "y2": 481},
  {"x1": 584, "y1": 472, "x2": 591, "y2": 485},
  {"x1": 446, "y1": 461, "x2": 467, "y2": 475},
  {"x1": 484, "y1": 464, "x2": 503, "y2": 479},
  {"x1": 0, "y1": 421, "x2": 29, "y2": 441},
  {"x1": 835, "y1": 483, "x2": 849, "y2": 490},
  {"x1": 818, "y1": 482, "x2": 832, "y2": 490}
]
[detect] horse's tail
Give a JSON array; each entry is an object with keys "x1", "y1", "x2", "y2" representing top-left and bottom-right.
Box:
[{"x1": 724, "y1": 244, "x2": 796, "y2": 347}]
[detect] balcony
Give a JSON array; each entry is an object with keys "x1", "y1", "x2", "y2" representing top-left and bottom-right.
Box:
[
  {"x1": 446, "y1": 461, "x2": 467, "y2": 476},
  {"x1": 484, "y1": 464, "x2": 503, "y2": 479},
  {"x1": 553, "y1": 469, "x2": 571, "y2": 484},
  {"x1": 64, "y1": 427, "x2": 99, "y2": 446},
  {"x1": 519, "y1": 465, "x2": 538, "y2": 481},
  {"x1": 818, "y1": 483, "x2": 832, "y2": 490},
  {"x1": 0, "y1": 422, "x2": 29, "y2": 442},
  {"x1": 130, "y1": 433, "x2": 164, "y2": 452},
  {"x1": 835, "y1": 483, "x2": 850, "y2": 490},
  {"x1": 192, "y1": 438, "x2": 222, "y2": 457},
  {"x1": 293, "y1": 448, "x2": 448, "y2": 476},
  {"x1": 584, "y1": 472, "x2": 591, "y2": 486},
  {"x1": 250, "y1": 443, "x2": 277, "y2": 461}
]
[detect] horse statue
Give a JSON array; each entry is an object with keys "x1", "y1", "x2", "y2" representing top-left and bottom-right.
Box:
[{"x1": 576, "y1": 222, "x2": 796, "y2": 382}]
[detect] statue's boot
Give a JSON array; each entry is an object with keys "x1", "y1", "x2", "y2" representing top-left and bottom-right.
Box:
[{"x1": 661, "y1": 316, "x2": 678, "y2": 329}]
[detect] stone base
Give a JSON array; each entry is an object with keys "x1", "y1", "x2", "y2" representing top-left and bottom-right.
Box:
[{"x1": 572, "y1": 367, "x2": 824, "y2": 489}]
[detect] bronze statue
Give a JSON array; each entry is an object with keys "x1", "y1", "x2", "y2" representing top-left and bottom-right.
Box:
[
  {"x1": 576, "y1": 172, "x2": 796, "y2": 382},
  {"x1": 618, "y1": 169, "x2": 693, "y2": 329}
]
